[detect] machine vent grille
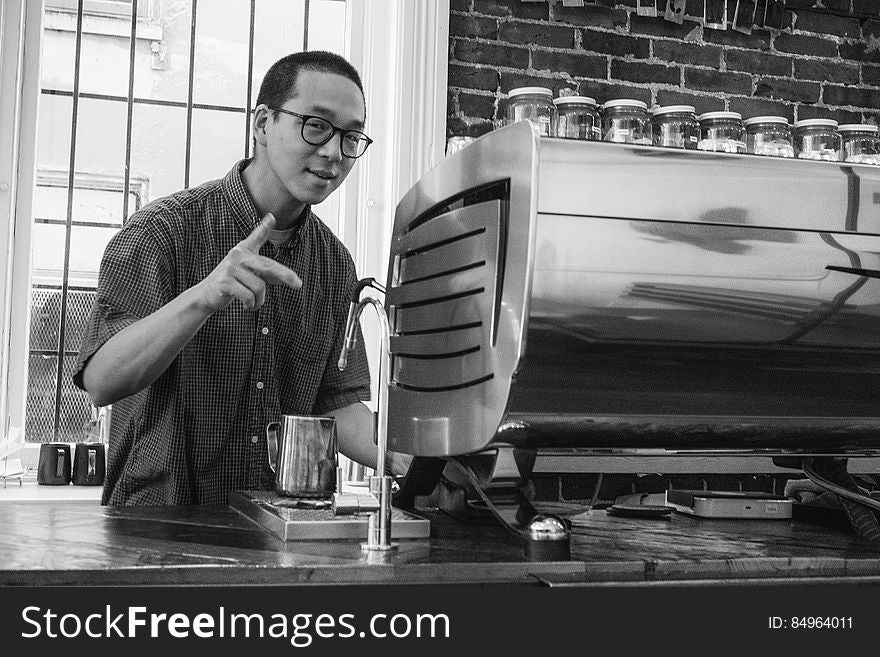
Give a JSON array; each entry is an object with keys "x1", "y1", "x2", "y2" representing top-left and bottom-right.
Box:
[
  {"x1": 387, "y1": 180, "x2": 509, "y2": 391},
  {"x1": 404, "y1": 180, "x2": 509, "y2": 235}
]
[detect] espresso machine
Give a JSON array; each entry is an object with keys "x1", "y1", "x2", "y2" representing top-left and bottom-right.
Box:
[{"x1": 383, "y1": 120, "x2": 880, "y2": 523}]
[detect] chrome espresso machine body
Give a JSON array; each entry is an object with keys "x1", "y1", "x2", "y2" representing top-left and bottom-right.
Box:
[{"x1": 384, "y1": 121, "x2": 880, "y2": 459}]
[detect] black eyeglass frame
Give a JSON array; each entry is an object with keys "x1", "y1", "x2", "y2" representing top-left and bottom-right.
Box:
[{"x1": 267, "y1": 106, "x2": 373, "y2": 159}]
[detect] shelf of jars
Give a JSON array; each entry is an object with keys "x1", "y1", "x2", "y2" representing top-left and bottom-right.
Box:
[{"x1": 447, "y1": 86, "x2": 880, "y2": 166}]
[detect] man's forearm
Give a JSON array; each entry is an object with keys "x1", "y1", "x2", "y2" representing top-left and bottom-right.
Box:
[
  {"x1": 81, "y1": 284, "x2": 213, "y2": 407},
  {"x1": 82, "y1": 213, "x2": 302, "y2": 407},
  {"x1": 329, "y1": 401, "x2": 412, "y2": 476},
  {"x1": 329, "y1": 401, "x2": 378, "y2": 470}
]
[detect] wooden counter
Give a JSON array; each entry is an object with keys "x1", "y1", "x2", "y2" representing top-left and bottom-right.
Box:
[{"x1": 2, "y1": 500, "x2": 880, "y2": 587}]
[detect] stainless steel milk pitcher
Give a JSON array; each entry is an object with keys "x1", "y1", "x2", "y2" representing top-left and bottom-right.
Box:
[{"x1": 266, "y1": 415, "x2": 337, "y2": 497}]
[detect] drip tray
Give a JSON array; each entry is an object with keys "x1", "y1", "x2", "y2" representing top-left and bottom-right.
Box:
[{"x1": 230, "y1": 490, "x2": 431, "y2": 541}]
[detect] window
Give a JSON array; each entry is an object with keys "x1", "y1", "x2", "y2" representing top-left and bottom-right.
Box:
[
  {"x1": 25, "y1": 0, "x2": 350, "y2": 444},
  {"x1": 1, "y1": 0, "x2": 448, "y2": 457},
  {"x1": 27, "y1": 170, "x2": 144, "y2": 441}
]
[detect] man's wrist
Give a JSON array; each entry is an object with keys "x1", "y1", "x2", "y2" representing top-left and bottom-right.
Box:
[
  {"x1": 385, "y1": 450, "x2": 414, "y2": 477},
  {"x1": 187, "y1": 280, "x2": 224, "y2": 316}
]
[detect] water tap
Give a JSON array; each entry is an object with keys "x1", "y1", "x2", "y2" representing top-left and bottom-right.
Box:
[{"x1": 333, "y1": 278, "x2": 397, "y2": 551}]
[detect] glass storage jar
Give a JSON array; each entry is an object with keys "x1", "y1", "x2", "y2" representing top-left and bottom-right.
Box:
[
  {"x1": 651, "y1": 105, "x2": 699, "y2": 150},
  {"x1": 744, "y1": 116, "x2": 794, "y2": 157},
  {"x1": 602, "y1": 99, "x2": 651, "y2": 145},
  {"x1": 553, "y1": 96, "x2": 601, "y2": 140},
  {"x1": 697, "y1": 111, "x2": 746, "y2": 153},
  {"x1": 793, "y1": 119, "x2": 840, "y2": 161},
  {"x1": 505, "y1": 87, "x2": 555, "y2": 137},
  {"x1": 838, "y1": 124, "x2": 880, "y2": 165}
]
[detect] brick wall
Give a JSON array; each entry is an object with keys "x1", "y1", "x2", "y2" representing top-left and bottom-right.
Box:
[{"x1": 447, "y1": 0, "x2": 880, "y2": 138}]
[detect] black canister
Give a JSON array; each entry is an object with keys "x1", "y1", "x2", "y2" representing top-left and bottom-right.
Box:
[
  {"x1": 73, "y1": 444, "x2": 106, "y2": 486},
  {"x1": 37, "y1": 443, "x2": 72, "y2": 485}
]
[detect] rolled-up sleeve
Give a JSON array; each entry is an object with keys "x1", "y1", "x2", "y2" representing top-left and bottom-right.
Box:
[
  {"x1": 313, "y1": 318, "x2": 371, "y2": 415},
  {"x1": 72, "y1": 223, "x2": 175, "y2": 391}
]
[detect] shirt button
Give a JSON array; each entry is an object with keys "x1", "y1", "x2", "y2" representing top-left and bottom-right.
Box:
[
  {"x1": 251, "y1": 435, "x2": 259, "y2": 444},
  {"x1": 261, "y1": 327, "x2": 269, "y2": 335},
  {"x1": 256, "y1": 381, "x2": 264, "y2": 390}
]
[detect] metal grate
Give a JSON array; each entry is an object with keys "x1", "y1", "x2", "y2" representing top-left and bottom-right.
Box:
[
  {"x1": 27, "y1": 286, "x2": 97, "y2": 442},
  {"x1": 58, "y1": 355, "x2": 94, "y2": 442},
  {"x1": 26, "y1": 323, "x2": 96, "y2": 444},
  {"x1": 63, "y1": 289, "x2": 97, "y2": 352},
  {"x1": 25, "y1": 354, "x2": 59, "y2": 443},
  {"x1": 25, "y1": 358, "x2": 93, "y2": 444},
  {"x1": 29, "y1": 289, "x2": 62, "y2": 352},
  {"x1": 29, "y1": 287, "x2": 96, "y2": 352}
]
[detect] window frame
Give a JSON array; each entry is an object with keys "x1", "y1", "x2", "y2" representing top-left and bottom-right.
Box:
[
  {"x1": 34, "y1": 167, "x2": 148, "y2": 229},
  {"x1": 1, "y1": 0, "x2": 42, "y2": 459},
  {"x1": 45, "y1": 0, "x2": 154, "y2": 20},
  {"x1": 1, "y1": 0, "x2": 449, "y2": 465}
]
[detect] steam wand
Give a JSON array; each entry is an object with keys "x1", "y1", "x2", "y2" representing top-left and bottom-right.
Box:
[{"x1": 333, "y1": 278, "x2": 397, "y2": 551}]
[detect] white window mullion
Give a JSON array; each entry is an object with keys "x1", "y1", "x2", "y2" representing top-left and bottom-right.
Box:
[
  {"x1": 345, "y1": 0, "x2": 449, "y2": 284},
  {"x1": 392, "y1": 0, "x2": 449, "y2": 207},
  {"x1": 343, "y1": 0, "x2": 449, "y2": 414},
  {"x1": 1, "y1": 0, "x2": 42, "y2": 449}
]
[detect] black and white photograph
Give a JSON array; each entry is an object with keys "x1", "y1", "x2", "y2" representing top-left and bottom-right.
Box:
[{"x1": 1, "y1": 0, "x2": 879, "y2": 654}]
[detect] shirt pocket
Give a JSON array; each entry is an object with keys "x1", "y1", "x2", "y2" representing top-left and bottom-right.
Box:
[
  {"x1": 283, "y1": 323, "x2": 333, "y2": 363},
  {"x1": 275, "y1": 299, "x2": 336, "y2": 364},
  {"x1": 273, "y1": 284, "x2": 337, "y2": 364}
]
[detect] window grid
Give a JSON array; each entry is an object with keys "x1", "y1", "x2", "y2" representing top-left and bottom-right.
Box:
[
  {"x1": 49, "y1": 0, "x2": 86, "y2": 442},
  {"x1": 31, "y1": 0, "x2": 332, "y2": 442},
  {"x1": 244, "y1": 0, "x2": 256, "y2": 158},
  {"x1": 183, "y1": 0, "x2": 196, "y2": 189},
  {"x1": 43, "y1": 88, "x2": 250, "y2": 114},
  {"x1": 121, "y1": 0, "x2": 139, "y2": 223}
]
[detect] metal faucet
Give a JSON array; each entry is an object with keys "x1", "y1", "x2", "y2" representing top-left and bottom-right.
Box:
[{"x1": 333, "y1": 279, "x2": 397, "y2": 551}]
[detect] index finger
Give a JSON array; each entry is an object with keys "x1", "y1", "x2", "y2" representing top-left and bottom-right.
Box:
[
  {"x1": 239, "y1": 212, "x2": 276, "y2": 252},
  {"x1": 249, "y1": 255, "x2": 303, "y2": 289}
]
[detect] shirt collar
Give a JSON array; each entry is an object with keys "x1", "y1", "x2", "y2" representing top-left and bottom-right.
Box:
[{"x1": 222, "y1": 158, "x2": 312, "y2": 248}]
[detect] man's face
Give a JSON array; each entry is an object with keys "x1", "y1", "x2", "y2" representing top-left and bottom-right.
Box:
[{"x1": 260, "y1": 70, "x2": 366, "y2": 206}]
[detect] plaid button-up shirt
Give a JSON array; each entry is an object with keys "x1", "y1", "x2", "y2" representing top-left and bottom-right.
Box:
[{"x1": 73, "y1": 160, "x2": 371, "y2": 506}]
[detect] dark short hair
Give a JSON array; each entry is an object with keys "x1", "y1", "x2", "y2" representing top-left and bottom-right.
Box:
[{"x1": 256, "y1": 51, "x2": 365, "y2": 111}]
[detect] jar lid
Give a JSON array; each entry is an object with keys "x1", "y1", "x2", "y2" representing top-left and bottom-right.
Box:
[
  {"x1": 507, "y1": 86, "x2": 553, "y2": 98},
  {"x1": 698, "y1": 111, "x2": 743, "y2": 121},
  {"x1": 743, "y1": 115, "x2": 789, "y2": 126},
  {"x1": 838, "y1": 123, "x2": 879, "y2": 133},
  {"x1": 794, "y1": 118, "x2": 839, "y2": 129},
  {"x1": 652, "y1": 105, "x2": 696, "y2": 116},
  {"x1": 602, "y1": 98, "x2": 648, "y2": 110},
  {"x1": 553, "y1": 95, "x2": 597, "y2": 106}
]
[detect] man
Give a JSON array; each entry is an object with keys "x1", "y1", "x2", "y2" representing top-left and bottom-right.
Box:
[{"x1": 74, "y1": 51, "x2": 379, "y2": 506}]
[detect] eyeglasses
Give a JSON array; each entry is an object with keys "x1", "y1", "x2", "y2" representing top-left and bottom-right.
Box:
[{"x1": 268, "y1": 107, "x2": 373, "y2": 159}]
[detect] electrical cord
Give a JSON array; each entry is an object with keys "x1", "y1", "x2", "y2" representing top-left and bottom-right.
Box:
[
  {"x1": 588, "y1": 473, "x2": 604, "y2": 509},
  {"x1": 802, "y1": 457, "x2": 880, "y2": 512},
  {"x1": 444, "y1": 457, "x2": 529, "y2": 540},
  {"x1": 802, "y1": 456, "x2": 880, "y2": 542}
]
